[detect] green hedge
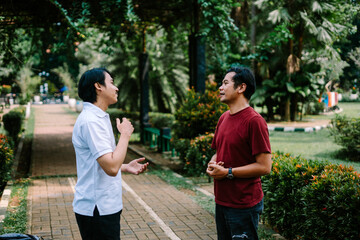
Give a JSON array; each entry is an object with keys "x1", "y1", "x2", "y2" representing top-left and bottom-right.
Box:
[
  {"x1": 106, "y1": 109, "x2": 175, "y2": 136},
  {"x1": 2, "y1": 106, "x2": 26, "y2": 144},
  {"x1": 187, "y1": 133, "x2": 215, "y2": 176},
  {"x1": 107, "y1": 109, "x2": 140, "y2": 134},
  {"x1": 329, "y1": 115, "x2": 360, "y2": 160},
  {"x1": 173, "y1": 133, "x2": 215, "y2": 176},
  {"x1": 0, "y1": 134, "x2": 14, "y2": 195},
  {"x1": 149, "y1": 112, "x2": 175, "y2": 129},
  {"x1": 262, "y1": 152, "x2": 360, "y2": 240},
  {"x1": 173, "y1": 83, "x2": 228, "y2": 139}
]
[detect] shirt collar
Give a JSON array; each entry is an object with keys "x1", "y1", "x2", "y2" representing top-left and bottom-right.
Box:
[{"x1": 83, "y1": 102, "x2": 108, "y2": 118}]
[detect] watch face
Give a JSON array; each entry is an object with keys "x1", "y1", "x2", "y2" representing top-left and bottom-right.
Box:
[
  {"x1": 227, "y1": 168, "x2": 234, "y2": 179},
  {"x1": 227, "y1": 174, "x2": 234, "y2": 179}
]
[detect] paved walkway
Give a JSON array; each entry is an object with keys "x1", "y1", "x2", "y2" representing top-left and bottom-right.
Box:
[{"x1": 27, "y1": 105, "x2": 217, "y2": 240}]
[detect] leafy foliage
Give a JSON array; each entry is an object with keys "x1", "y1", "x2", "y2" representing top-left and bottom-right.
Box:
[
  {"x1": 173, "y1": 82, "x2": 228, "y2": 139},
  {"x1": 148, "y1": 112, "x2": 175, "y2": 129},
  {"x1": 245, "y1": 0, "x2": 359, "y2": 120},
  {"x1": 0, "y1": 134, "x2": 14, "y2": 195},
  {"x1": 329, "y1": 115, "x2": 360, "y2": 160},
  {"x1": 107, "y1": 109, "x2": 176, "y2": 135},
  {"x1": 15, "y1": 65, "x2": 41, "y2": 102},
  {"x1": 183, "y1": 133, "x2": 215, "y2": 177},
  {"x1": 2, "y1": 107, "x2": 26, "y2": 144},
  {"x1": 262, "y1": 152, "x2": 360, "y2": 240}
]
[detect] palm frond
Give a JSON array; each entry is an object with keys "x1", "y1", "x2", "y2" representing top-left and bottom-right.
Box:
[
  {"x1": 254, "y1": 0, "x2": 269, "y2": 10},
  {"x1": 321, "y1": 3, "x2": 336, "y2": 11},
  {"x1": 317, "y1": 26, "x2": 332, "y2": 43},
  {"x1": 300, "y1": 11, "x2": 318, "y2": 35},
  {"x1": 267, "y1": 8, "x2": 291, "y2": 24},
  {"x1": 312, "y1": 1, "x2": 322, "y2": 13}
]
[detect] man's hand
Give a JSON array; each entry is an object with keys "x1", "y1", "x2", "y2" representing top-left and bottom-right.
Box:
[
  {"x1": 123, "y1": 157, "x2": 149, "y2": 175},
  {"x1": 206, "y1": 162, "x2": 227, "y2": 180},
  {"x1": 207, "y1": 154, "x2": 219, "y2": 171},
  {"x1": 116, "y1": 118, "x2": 134, "y2": 138}
]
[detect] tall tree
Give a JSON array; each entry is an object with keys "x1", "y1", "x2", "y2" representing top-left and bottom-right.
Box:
[{"x1": 251, "y1": 0, "x2": 358, "y2": 121}]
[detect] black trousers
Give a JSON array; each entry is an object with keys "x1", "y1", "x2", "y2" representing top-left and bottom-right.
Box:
[{"x1": 75, "y1": 206, "x2": 122, "y2": 240}]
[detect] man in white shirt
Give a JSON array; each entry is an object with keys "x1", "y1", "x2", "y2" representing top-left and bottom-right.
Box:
[{"x1": 72, "y1": 68, "x2": 149, "y2": 240}]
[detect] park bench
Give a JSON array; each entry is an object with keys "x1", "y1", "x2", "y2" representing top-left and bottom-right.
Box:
[{"x1": 143, "y1": 127, "x2": 172, "y2": 153}]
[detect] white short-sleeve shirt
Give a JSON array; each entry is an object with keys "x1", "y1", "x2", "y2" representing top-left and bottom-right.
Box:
[{"x1": 72, "y1": 102, "x2": 122, "y2": 216}]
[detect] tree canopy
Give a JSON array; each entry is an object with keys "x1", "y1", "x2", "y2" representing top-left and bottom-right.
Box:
[{"x1": 0, "y1": 0, "x2": 359, "y2": 118}]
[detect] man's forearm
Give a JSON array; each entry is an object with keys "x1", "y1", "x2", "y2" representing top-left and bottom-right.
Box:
[
  {"x1": 97, "y1": 134, "x2": 130, "y2": 176},
  {"x1": 111, "y1": 134, "x2": 131, "y2": 167}
]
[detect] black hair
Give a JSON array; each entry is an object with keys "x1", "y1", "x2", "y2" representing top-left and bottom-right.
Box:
[
  {"x1": 226, "y1": 67, "x2": 256, "y2": 100},
  {"x1": 78, "y1": 68, "x2": 111, "y2": 103}
]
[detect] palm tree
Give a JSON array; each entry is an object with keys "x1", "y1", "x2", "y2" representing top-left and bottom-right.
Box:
[{"x1": 253, "y1": 0, "x2": 356, "y2": 120}]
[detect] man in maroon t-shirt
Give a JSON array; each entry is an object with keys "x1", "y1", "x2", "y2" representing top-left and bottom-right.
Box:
[{"x1": 206, "y1": 67, "x2": 272, "y2": 240}]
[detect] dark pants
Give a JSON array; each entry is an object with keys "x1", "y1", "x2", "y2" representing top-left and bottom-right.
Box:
[
  {"x1": 215, "y1": 199, "x2": 263, "y2": 240},
  {"x1": 75, "y1": 206, "x2": 122, "y2": 240}
]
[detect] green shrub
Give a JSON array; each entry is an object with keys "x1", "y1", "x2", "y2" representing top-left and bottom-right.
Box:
[
  {"x1": 262, "y1": 152, "x2": 360, "y2": 240},
  {"x1": 10, "y1": 106, "x2": 26, "y2": 116},
  {"x1": 183, "y1": 133, "x2": 215, "y2": 176},
  {"x1": 329, "y1": 115, "x2": 360, "y2": 159},
  {"x1": 107, "y1": 109, "x2": 140, "y2": 133},
  {"x1": 1, "y1": 85, "x2": 11, "y2": 94},
  {"x1": 149, "y1": 112, "x2": 175, "y2": 129},
  {"x1": 107, "y1": 109, "x2": 175, "y2": 133},
  {"x1": 173, "y1": 83, "x2": 228, "y2": 139},
  {"x1": 0, "y1": 134, "x2": 14, "y2": 195},
  {"x1": 171, "y1": 138, "x2": 190, "y2": 164},
  {"x1": 2, "y1": 107, "x2": 25, "y2": 143},
  {"x1": 304, "y1": 101, "x2": 325, "y2": 115},
  {"x1": 300, "y1": 164, "x2": 360, "y2": 239},
  {"x1": 172, "y1": 134, "x2": 215, "y2": 177}
]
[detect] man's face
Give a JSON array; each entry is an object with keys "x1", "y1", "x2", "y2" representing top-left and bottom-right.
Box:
[
  {"x1": 219, "y1": 72, "x2": 239, "y2": 104},
  {"x1": 102, "y1": 72, "x2": 119, "y2": 105}
]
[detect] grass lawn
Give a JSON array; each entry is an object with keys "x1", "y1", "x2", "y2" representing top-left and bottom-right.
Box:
[
  {"x1": 269, "y1": 102, "x2": 360, "y2": 171},
  {"x1": 303, "y1": 102, "x2": 360, "y2": 120}
]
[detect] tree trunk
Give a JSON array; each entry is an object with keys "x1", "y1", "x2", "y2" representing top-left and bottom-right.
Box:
[
  {"x1": 290, "y1": 94, "x2": 298, "y2": 121},
  {"x1": 250, "y1": 0, "x2": 257, "y2": 73},
  {"x1": 189, "y1": 0, "x2": 205, "y2": 93},
  {"x1": 284, "y1": 26, "x2": 294, "y2": 122},
  {"x1": 265, "y1": 99, "x2": 274, "y2": 121},
  {"x1": 284, "y1": 99, "x2": 291, "y2": 121},
  {"x1": 290, "y1": 28, "x2": 304, "y2": 121}
]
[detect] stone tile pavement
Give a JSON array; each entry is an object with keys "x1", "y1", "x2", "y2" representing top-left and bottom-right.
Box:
[
  {"x1": 27, "y1": 104, "x2": 217, "y2": 240},
  {"x1": 3, "y1": 103, "x2": 331, "y2": 239}
]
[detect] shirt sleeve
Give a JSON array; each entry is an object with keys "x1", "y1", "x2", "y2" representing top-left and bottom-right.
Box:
[
  {"x1": 250, "y1": 116, "x2": 271, "y2": 156},
  {"x1": 82, "y1": 120, "x2": 113, "y2": 160}
]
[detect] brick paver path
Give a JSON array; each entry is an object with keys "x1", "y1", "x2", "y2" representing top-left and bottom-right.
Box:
[
  {"x1": 30, "y1": 105, "x2": 77, "y2": 177},
  {"x1": 28, "y1": 104, "x2": 216, "y2": 240}
]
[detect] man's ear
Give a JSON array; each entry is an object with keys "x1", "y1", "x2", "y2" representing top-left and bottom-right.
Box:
[
  {"x1": 94, "y1": 82, "x2": 102, "y2": 91},
  {"x1": 238, "y1": 83, "x2": 247, "y2": 94}
]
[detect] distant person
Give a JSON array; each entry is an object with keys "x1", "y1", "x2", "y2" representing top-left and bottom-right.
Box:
[
  {"x1": 206, "y1": 67, "x2": 272, "y2": 240},
  {"x1": 72, "y1": 67, "x2": 149, "y2": 240}
]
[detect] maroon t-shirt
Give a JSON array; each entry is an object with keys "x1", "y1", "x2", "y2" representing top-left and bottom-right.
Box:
[{"x1": 211, "y1": 107, "x2": 271, "y2": 208}]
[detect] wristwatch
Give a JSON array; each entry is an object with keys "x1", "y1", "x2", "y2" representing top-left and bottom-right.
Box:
[{"x1": 227, "y1": 167, "x2": 234, "y2": 179}]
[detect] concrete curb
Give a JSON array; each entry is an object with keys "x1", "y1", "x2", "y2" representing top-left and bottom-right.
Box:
[
  {"x1": 0, "y1": 108, "x2": 29, "y2": 230},
  {"x1": 268, "y1": 124, "x2": 329, "y2": 132},
  {"x1": 0, "y1": 183, "x2": 11, "y2": 230},
  {"x1": 128, "y1": 145, "x2": 160, "y2": 167}
]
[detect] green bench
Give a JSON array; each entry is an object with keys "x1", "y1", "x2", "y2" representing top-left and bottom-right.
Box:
[{"x1": 143, "y1": 127, "x2": 171, "y2": 153}]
